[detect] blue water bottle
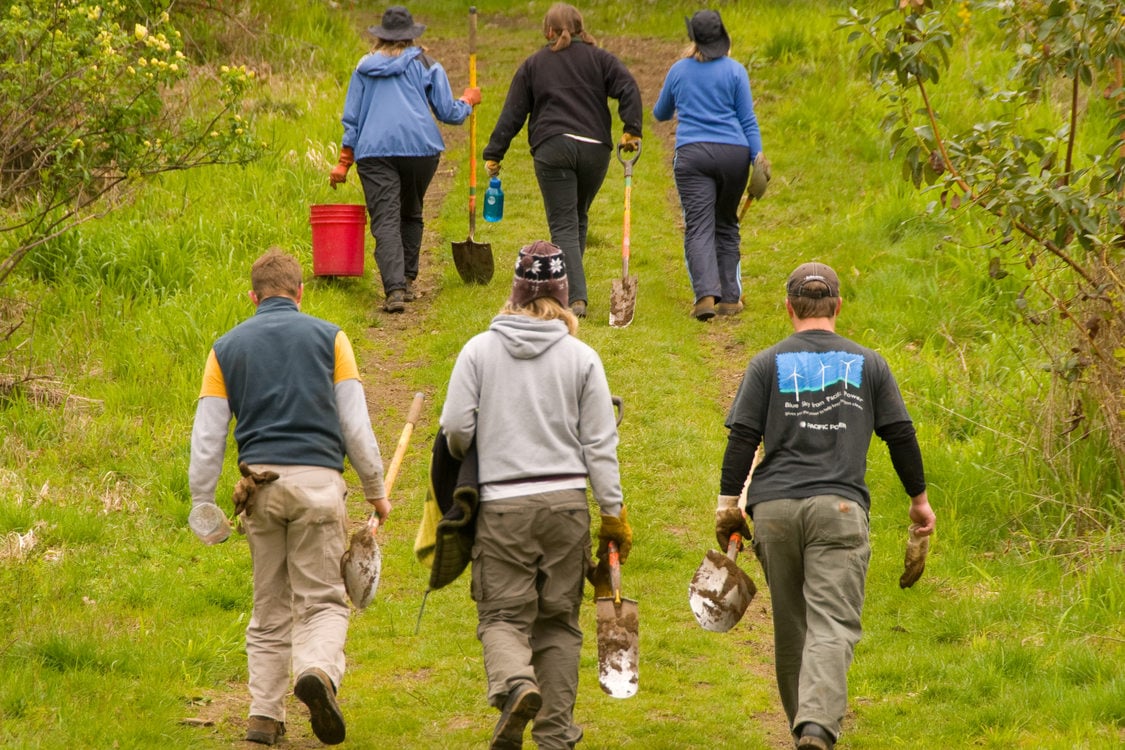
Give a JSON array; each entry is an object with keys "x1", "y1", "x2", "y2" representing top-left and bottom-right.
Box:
[{"x1": 483, "y1": 177, "x2": 504, "y2": 222}]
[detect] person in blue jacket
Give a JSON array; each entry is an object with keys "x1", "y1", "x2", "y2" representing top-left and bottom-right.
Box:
[
  {"x1": 330, "y1": 6, "x2": 481, "y2": 313},
  {"x1": 653, "y1": 9, "x2": 765, "y2": 321}
]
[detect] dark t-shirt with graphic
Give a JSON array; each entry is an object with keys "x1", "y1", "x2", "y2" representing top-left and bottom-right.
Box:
[{"x1": 725, "y1": 329, "x2": 911, "y2": 512}]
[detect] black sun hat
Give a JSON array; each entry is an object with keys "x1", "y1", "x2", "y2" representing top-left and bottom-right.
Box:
[
  {"x1": 368, "y1": 6, "x2": 425, "y2": 41},
  {"x1": 686, "y1": 9, "x2": 731, "y2": 59}
]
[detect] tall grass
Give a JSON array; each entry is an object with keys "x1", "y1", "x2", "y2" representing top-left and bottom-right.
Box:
[{"x1": 0, "y1": 1, "x2": 1121, "y2": 748}]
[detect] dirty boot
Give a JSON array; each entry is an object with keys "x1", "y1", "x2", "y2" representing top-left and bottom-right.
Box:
[
  {"x1": 692, "y1": 296, "x2": 716, "y2": 321},
  {"x1": 295, "y1": 668, "x2": 345, "y2": 745},
  {"x1": 716, "y1": 300, "x2": 744, "y2": 316},
  {"x1": 490, "y1": 683, "x2": 541, "y2": 750},
  {"x1": 383, "y1": 289, "x2": 406, "y2": 313},
  {"x1": 245, "y1": 715, "x2": 285, "y2": 745}
]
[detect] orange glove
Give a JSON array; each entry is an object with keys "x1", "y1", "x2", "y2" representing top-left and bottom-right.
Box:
[
  {"x1": 460, "y1": 87, "x2": 482, "y2": 107},
  {"x1": 329, "y1": 146, "x2": 355, "y2": 189},
  {"x1": 619, "y1": 132, "x2": 641, "y2": 153}
]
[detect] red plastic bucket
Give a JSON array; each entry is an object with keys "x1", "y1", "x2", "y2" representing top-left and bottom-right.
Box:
[{"x1": 310, "y1": 204, "x2": 366, "y2": 276}]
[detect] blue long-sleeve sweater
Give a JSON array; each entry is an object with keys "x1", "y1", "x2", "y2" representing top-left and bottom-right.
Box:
[{"x1": 653, "y1": 56, "x2": 762, "y2": 158}]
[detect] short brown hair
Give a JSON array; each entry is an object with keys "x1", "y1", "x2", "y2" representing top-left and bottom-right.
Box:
[
  {"x1": 543, "y1": 3, "x2": 596, "y2": 51},
  {"x1": 251, "y1": 248, "x2": 302, "y2": 300},
  {"x1": 789, "y1": 295, "x2": 839, "y2": 320}
]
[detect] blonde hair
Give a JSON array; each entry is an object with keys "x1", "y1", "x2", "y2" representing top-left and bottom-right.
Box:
[
  {"x1": 251, "y1": 247, "x2": 302, "y2": 300},
  {"x1": 499, "y1": 297, "x2": 579, "y2": 335},
  {"x1": 373, "y1": 38, "x2": 427, "y2": 54},
  {"x1": 543, "y1": 3, "x2": 597, "y2": 51},
  {"x1": 682, "y1": 42, "x2": 722, "y2": 62}
]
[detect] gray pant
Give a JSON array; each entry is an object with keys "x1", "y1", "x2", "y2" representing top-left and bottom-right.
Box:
[
  {"x1": 750, "y1": 495, "x2": 871, "y2": 739},
  {"x1": 242, "y1": 465, "x2": 350, "y2": 722},
  {"x1": 471, "y1": 490, "x2": 590, "y2": 750},
  {"x1": 672, "y1": 142, "x2": 751, "y2": 304}
]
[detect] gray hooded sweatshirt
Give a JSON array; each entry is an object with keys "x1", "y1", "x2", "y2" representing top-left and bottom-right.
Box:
[{"x1": 440, "y1": 315, "x2": 623, "y2": 516}]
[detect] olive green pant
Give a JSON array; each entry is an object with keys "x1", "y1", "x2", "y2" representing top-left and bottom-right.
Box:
[
  {"x1": 471, "y1": 490, "x2": 590, "y2": 750},
  {"x1": 242, "y1": 465, "x2": 349, "y2": 722},
  {"x1": 750, "y1": 495, "x2": 871, "y2": 740}
]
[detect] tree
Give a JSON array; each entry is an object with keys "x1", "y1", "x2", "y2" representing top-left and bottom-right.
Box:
[
  {"x1": 843, "y1": 0, "x2": 1125, "y2": 468},
  {"x1": 0, "y1": 0, "x2": 262, "y2": 286}
]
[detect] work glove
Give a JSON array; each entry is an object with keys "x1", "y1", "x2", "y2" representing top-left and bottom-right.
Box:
[
  {"x1": 232, "y1": 462, "x2": 279, "y2": 517},
  {"x1": 586, "y1": 558, "x2": 613, "y2": 598},
  {"x1": 619, "y1": 132, "x2": 641, "y2": 153},
  {"x1": 460, "y1": 87, "x2": 482, "y2": 107},
  {"x1": 899, "y1": 524, "x2": 930, "y2": 588},
  {"x1": 329, "y1": 146, "x2": 354, "y2": 189},
  {"x1": 485, "y1": 160, "x2": 501, "y2": 178},
  {"x1": 747, "y1": 152, "x2": 771, "y2": 200},
  {"x1": 596, "y1": 506, "x2": 633, "y2": 564},
  {"x1": 715, "y1": 494, "x2": 752, "y2": 551}
]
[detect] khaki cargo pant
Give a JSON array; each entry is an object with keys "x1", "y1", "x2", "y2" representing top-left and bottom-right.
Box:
[
  {"x1": 242, "y1": 464, "x2": 349, "y2": 722},
  {"x1": 751, "y1": 494, "x2": 871, "y2": 740},
  {"x1": 471, "y1": 490, "x2": 590, "y2": 750}
]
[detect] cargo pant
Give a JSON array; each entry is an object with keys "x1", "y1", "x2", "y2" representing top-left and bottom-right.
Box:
[
  {"x1": 471, "y1": 490, "x2": 591, "y2": 750},
  {"x1": 242, "y1": 464, "x2": 350, "y2": 723},
  {"x1": 750, "y1": 494, "x2": 871, "y2": 740}
]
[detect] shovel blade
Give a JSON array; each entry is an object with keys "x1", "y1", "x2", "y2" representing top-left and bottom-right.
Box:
[
  {"x1": 608, "y1": 275, "x2": 637, "y2": 328},
  {"x1": 688, "y1": 549, "x2": 756, "y2": 632},
  {"x1": 341, "y1": 525, "x2": 381, "y2": 610},
  {"x1": 452, "y1": 239, "x2": 494, "y2": 285},
  {"x1": 596, "y1": 597, "x2": 639, "y2": 698}
]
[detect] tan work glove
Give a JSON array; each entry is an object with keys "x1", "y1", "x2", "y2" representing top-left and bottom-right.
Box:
[
  {"x1": 460, "y1": 87, "x2": 482, "y2": 106},
  {"x1": 596, "y1": 506, "x2": 633, "y2": 563},
  {"x1": 232, "y1": 462, "x2": 279, "y2": 517},
  {"x1": 899, "y1": 524, "x2": 930, "y2": 588},
  {"x1": 329, "y1": 146, "x2": 355, "y2": 189},
  {"x1": 485, "y1": 160, "x2": 501, "y2": 178},
  {"x1": 747, "y1": 152, "x2": 771, "y2": 200},
  {"x1": 586, "y1": 558, "x2": 612, "y2": 598},
  {"x1": 715, "y1": 494, "x2": 751, "y2": 551},
  {"x1": 619, "y1": 132, "x2": 641, "y2": 153}
]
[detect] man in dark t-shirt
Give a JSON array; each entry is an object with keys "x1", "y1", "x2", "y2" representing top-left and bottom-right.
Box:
[{"x1": 717, "y1": 262, "x2": 937, "y2": 750}]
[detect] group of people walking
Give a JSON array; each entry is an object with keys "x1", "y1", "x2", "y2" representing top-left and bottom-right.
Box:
[
  {"x1": 330, "y1": 3, "x2": 765, "y2": 322},
  {"x1": 187, "y1": 4, "x2": 936, "y2": 750}
]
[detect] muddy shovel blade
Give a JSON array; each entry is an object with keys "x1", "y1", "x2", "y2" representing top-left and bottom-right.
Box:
[
  {"x1": 688, "y1": 536, "x2": 757, "y2": 633},
  {"x1": 452, "y1": 240, "x2": 494, "y2": 285},
  {"x1": 608, "y1": 275, "x2": 637, "y2": 328},
  {"x1": 341, "y1": 515, "x2": 381, "y2": 610},
  {"x1": 595, "y1": 541, "x2": 638, "y2": 698}
]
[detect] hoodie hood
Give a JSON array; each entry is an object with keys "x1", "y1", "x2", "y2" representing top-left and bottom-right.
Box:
[
  {"x1": 488, "y1": 315, "x2": 569, "y2": 360},
  {"x1": 356, "y1": 47, "x2": 422, "y2": 78}
]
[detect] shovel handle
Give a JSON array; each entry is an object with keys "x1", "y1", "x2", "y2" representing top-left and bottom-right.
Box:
[
  {"x1": 608, "y1": 540, "x2": 622, "y2": 605},
  {"x1": 468, "y1": 7, "x2": 479, "y2": 236},
  {"x1": 371, "y1": 392, "x2": 424, "y2": 528},
  {"x1": 726, "y1": 533, "x2": 742, "y2": 562}
]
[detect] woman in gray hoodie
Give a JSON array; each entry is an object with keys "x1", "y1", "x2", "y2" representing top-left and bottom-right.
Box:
[{"x1": 440, "y1": 240, "x2": 630, "y2": 750}]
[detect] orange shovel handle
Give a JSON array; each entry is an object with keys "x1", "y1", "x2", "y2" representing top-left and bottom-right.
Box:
[{"x1": 608, "y1": 540, "x2": 622, "y2": 604}]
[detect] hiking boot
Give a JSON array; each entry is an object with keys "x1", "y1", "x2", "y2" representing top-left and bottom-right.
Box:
[
  {"x1": 245, "y1": 715, "x2": 285, "y2": 746},
  {"x1": 570, "y1": 300, "x2": 587, "y2": 318},
  {"x1": 403, "y1": 279, "x2": 417, "y2": 301},
  {"x1": 796, "y1": 722, "x2": 835, "y2": 750},
  {"x1": 383, "y1": 289, "x2": 406, "y2": 313},
  {"x1": 295, "y1": 668, "x2": 345, "y2": 745},
  {"x1": 490, "y1": 683, "x2": 541, "y2": 750},
  {"x1": 692, "y1": 296, "x2": 716, "y2": 321},
  {"x1": 716, "y1": 300, "x2": 744, "y2": 316}
]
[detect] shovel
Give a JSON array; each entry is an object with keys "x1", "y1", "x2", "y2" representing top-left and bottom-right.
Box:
[
  {"x1": 451, "y1": 6, "x2": 494, "y2": 285},
  {"x1": 595, "y1": 541, "x2": 639, "y2": 699},
  {"x1": 341, "y1": 391, "x2": 424, "y2": 610},
  {"x1": 688, "y1": 532, "x2": 757, "y2": 632},
  {"x1": 608, "y1": 142, "x2": 640, "y2": 328}
]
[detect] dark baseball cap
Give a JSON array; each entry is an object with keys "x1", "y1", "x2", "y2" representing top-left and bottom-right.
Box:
[
  {"x1": 685, "y1": 10, "x2": 731, "y2": 59},
  {"x1": 786, "y1": 262, "x2": 840, "y2": 299}
]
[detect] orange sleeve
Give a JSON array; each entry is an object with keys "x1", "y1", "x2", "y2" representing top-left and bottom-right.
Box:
[
  {"x1": 198, "y1": 349, "x2": 228, "y2": 399},
  {"x1": 334, "y1": 330, "x2": 360, "y2": 383}
]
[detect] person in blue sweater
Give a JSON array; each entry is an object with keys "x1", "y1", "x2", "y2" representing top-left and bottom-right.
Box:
[
  {"x1": 330, "y1": 6, "x2": 481, "y2": 313},
  {"x1": 653, "y1": 9, "x2": 765, "y2": 321}
]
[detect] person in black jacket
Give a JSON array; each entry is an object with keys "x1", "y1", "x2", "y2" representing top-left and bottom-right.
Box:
[{"x1": 483, "y1": 2, "x2": 642, "y2": 319}]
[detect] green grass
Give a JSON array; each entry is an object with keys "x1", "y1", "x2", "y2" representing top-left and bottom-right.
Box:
[{"x1": 0, "y1": 1, "x2": 1121, "y2": 748}]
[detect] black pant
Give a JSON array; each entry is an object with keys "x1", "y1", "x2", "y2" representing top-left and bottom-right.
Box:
[
  {"x1": 356, "y1": 155, "x2": 440, "y2": 295},
  {"x1": 673, "y1": 142, "x2": 750, "y2": 304},
  {"x1": 533, "y1": 135, "x2": 611, "y2": 306}
]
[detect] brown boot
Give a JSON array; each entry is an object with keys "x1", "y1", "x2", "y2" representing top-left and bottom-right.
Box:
[
  {"x1": 245, "y1": 715, "x2": 285, "y2": 745},
  {"x1": 295, "y1": 668, "x2": 345, "y2": 745},
  {"x1": 490, "y1": 683, "x2": 541, "y2": 750},
  {"x1": 692, "y1": 296, "x2": 716, "y2": 321},
  {"x1": 382, "y1": 289, "x2": 406, "y2": 313},
  {"x1": 716, "y1": 300, "x2": 744, "y2": 316}
]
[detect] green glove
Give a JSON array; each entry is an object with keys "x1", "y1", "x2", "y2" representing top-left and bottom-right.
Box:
[
  {"x1": 715, "y1": 494, "x2": 751, "y2": 551},
  {"x1": 597, "y1": 506, "x2": 633, "y2": 564}
]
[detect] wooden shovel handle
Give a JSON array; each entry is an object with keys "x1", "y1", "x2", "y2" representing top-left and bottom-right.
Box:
[
  {"x1": 369, "y1": 392, "x2": 424, "y2": 531},
  {"x1": 726, "y1": 533, "x2": 742, "y2": 562}
]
